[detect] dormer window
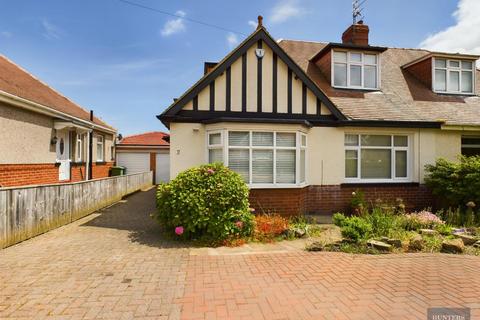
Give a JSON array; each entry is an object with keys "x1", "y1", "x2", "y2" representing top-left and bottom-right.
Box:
[
  {"x1": 433, "y1": 57, "x2": 475, "y2": 94},
  {"x1": 332, "y1": 50, "x2": 379, "y2": 90}
]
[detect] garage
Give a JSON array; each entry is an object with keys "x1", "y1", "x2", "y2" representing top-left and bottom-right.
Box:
[{"x1": 115, "y1": 132, "x2": 170, "y2": 184}]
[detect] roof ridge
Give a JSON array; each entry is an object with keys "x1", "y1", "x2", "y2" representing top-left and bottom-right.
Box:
[
  {"x1": 122, "y1": 131, "x2": 169, "y2": 138},
  {"x1": 278, "y1": 39, "x2": 328, "y2": 44}
]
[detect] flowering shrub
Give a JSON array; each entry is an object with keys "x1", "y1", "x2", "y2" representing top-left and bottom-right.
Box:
[
  {"x1": 253, "y1": 214, "x2": 289, "y2": 242},
  {"x1": 340, "y1": 216, "x2": 372, "y2": 243},
  {"x1": 154, "y1": 163, "x2": 254, "y2": 242},
  {"x1": 402, "y1": 210, "x2": 445, "y2": 230}
]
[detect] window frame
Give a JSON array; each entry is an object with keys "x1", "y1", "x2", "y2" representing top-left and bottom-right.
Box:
[
  {"x1": 96, "y1": 135, "x2": 104, "y2": 162},
  {"x1": 331, "y1": 50, "x2": 381, "y2": 90},
  {"x1": 206, "y1": 130, "x2": 307, "y2": 188},
  {"x1": 432, "y1": 57, "x2": 475, "y2": 95},
  {"x1": 344, "y1": 134, "x2": 411, "y2": 183},
  {"x1": 461, "y1": 136, "x2": 480, "y2": 156},
  {"x1": 76, "y1": 133, "x2": 83, "y2": 162}
]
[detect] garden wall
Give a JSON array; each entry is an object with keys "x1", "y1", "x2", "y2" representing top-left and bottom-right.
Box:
[{"x1": 0, "y1": 171, "x2": 153, "y2": 249}]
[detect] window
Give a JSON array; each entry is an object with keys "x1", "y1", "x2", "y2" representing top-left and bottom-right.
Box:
[
  {"x1": 345, "y1": 134, "x2": 410, "y2": 182},
  {"x1": 76, "y1": 133, "x2": 83, "y2": 162},
  {"x1": 207, "y1": 131, "x2": 307, "y2": 186},
  {"x1": 433, "y1": 58, "x2": 474, "y2": 94},
  {"x1": 332, "y1": 51, "x2": 379, "y2": 89},
  {"x1": 461, "y1": 136, "x2": 480, "y2": 156},
  {"x1": 96, "y1": 135, "x2": 104, "y2": 162}
]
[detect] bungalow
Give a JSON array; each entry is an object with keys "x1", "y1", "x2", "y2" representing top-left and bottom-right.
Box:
[
  {"x1": 0, "y1": 55, "x2": 116, "y2": 188},
  {"x1": 158, "y1": 17, "x2": 480, "y2": 215}
]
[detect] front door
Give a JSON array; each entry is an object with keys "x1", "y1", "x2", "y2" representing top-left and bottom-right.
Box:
[{"x1": 56, "y1": 130, "x2": 70, "y2": 181}]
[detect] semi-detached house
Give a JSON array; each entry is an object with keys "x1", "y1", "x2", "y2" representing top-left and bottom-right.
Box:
[{"x1": 159, "y1": 18, "x2": 480, "y2": 215}]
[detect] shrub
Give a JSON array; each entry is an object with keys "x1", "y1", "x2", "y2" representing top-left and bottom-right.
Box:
[
  {"x1": 402, "y1": 210, "x2": 444, "y2": 230},
  {"x1": 332, "y1": 212, "x2": 346, "y2": 227},
  {"x1": 364, "y1": 207, "x2": 404, "y2": 238},
  {"x1": 253, "y1": 214, "x2": 289, "y2": 242},
  {"x1": 154, "y1": 163, "x2": 254, "y2": 242},
  {"x1": 350, "y1": 189, "x2": 367, "y2": 215},
  {"x1": 434, "y1": 223, "x2": 453, "y2": 236},
  {"x1": 340, "y1": 216, "x2": 372, "y2": 243}
]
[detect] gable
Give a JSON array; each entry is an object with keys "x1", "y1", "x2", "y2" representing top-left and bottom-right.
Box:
[{"x1": 159, "y1": 28, "x2": 345, "y2": 127}]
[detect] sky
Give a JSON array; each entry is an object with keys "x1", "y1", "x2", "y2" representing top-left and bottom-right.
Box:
[{"x1": 0, "y1": 0, "x2": 477, "y2": 136}]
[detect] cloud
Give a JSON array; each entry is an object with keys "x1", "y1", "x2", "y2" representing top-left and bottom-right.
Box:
[
  {"x1": 420, "y1": 0, "x2": 480, "y2": 62},
  {"x1": 160, "y1": 10, "x2": 186, "y2": 37},
  {"x1": 41, "y1": 19, "x2": 64, "y2": 40},
  {"x1": 269, "y1": 0, "x2": 305, "y2": 24},
  {"x1": 226, "y1": 33, "x2": 239, "y2": 48},
  {"x1": 247, "y1": 20, "x2": 257, "y2": 29},
  {"x1": 1, "y1": 31, "x2": 12, "y2": 38}
]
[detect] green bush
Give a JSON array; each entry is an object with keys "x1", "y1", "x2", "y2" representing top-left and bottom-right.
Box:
[
  {"x1": 154, "y1": 163, "x2": 254, "y2": 242},
  {"x1": 340, "y1": 216, "x2": 372, "y2": 243},
  {"x1": 332, "y1": 212, "x2": 346, "y2": 227},
  {"x1": 364, "y1": 207, "x2": 399, "y2": 238}
]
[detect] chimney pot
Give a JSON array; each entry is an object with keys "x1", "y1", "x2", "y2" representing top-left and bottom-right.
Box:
[
  {"x1": 257, "y1": 15, "x2": 263, "y2": 29},
  {"x1": 342, "y1": 22, "x2": 369, "y2": 46}
]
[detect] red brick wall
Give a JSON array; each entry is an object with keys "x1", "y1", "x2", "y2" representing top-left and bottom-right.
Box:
[
  {"x1": 92, "y1": 162, "x2": 114, "y2": 179},
  {"x1": 249, "y1": 184, "x2": 434, "y2": 216},
  {"x1": 405, "y1": 58, "x2": 432, "y2": 88},
  {"x1": 71, "y1": 163, "x2": 87, "y2": 182},
  {"x1": 315, "y1": 50, "x2": 331, "y2": 83}
]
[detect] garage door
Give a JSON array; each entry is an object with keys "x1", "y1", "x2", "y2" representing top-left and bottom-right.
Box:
[
  {"x1": 117, "y1": 153, "x2": 150, "y2": 175},
  {"x1": 156, "y1": 153, "x2": 170, "y2": 183}
]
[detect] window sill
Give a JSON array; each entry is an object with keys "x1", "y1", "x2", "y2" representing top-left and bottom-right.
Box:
[
  {"x1": 341, "y1": 182, "x2": 419, "y2": 188},
  {"x1": 332, "y1": 86, "x2": 381, "y2": 92},
  {"x1": 95, "y1": 161, "x2": 106, "y2": 165},
  {"x1": 248, "y1": 183, "x2": 308, "y2": 189},
  {"x1": 433, "y1": 91, "x2": 476, "y2": 96}
]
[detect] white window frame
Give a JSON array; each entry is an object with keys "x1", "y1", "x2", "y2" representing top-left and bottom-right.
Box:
[
  {"x1": 331, "y1": 50, "x2": 381, "y2": 90},
  {"x1": 76, "y1": 133, "x2": 83, "y2": 162},
  {"x1": 206, "y1": 130, "x2": 307, "y2": 188},
  {"x1": 206, "y1": 130, "x2": 224, "y2": 163},
  {"x1": 96, "y1": 135, "x2": 104, "y2": 162},
  {"x1": 344, "y1": 134, "x2": 411, "y2": 183},
  {"x1": 432, "y1": 57, "x2": 475, "y2": 95}
]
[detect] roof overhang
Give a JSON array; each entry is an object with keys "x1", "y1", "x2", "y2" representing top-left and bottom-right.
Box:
[
  {"x1": 54, "y1": 120, "x2": 90, "y2": 133},
  {"x1": 402, "y1": 52, "x2": 480, "y2": 69},
  {"x1": 311, "y1": 42, "x2": 388, "y2": 62}
]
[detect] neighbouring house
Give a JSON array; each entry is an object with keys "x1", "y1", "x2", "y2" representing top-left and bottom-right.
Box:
[
  {"x1": 0, "y1": 55, "x2": 117, "y2": 188},
  {"x1": 158, "y1": 17, "x2": 480, "y2": 215},
  {"x1": 116, "y1": 131, "x2": 170, "y2": 184}
]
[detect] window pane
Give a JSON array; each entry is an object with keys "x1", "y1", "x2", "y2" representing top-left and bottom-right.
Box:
[
  {"x1": 435, "y1": 69, "x2": 446, "y2": 91},
  {"x1": 364, "y1": 65, "x2": 377, "y2": 88},
  {"x1": 334, "y1": 63, "x2": 347, "y2": 87},
  {"x1": 365, "y1": 54, "x2": 377, "y2": 64},
  {"x1": 301, "y1": 134, "x2": 307, "y2": 147},
  {"x1": 276, "y1": 150, "x2": 296, "y2": 183},
  {"x1": 462, "y1": 137, "x2": 480, "y2": 145},
  {"x1": 394, "y1": 136, "x2": 408, "y2": 147},
  {"x1": 462, "y1": 147, "x2": 480, "y2": 156},
  {"x1": 449, "y1": 71, "x2": 460, "y2": 91},
  {"x1": 350, "y1": 65, "x2": 362, "y2": 86},
  {"x1": 361, "y1": 149, "x2": 391, "y2": 179},
  {"x1": 209, "y1": 133, "x2": 221, "y2": 145},
  {"x1": 300, "y1": 150, "x2": 306, "y2": 183},
  {"x1": 252, "y1": 150, "x2": 273, "y2": 183},
  {"x1": 361, "y1": 135, "x2": 391, "y2": 146},
  {"x1": 461, "y1": 71, "x2": 473, "y2": 93},
  {"x1": 209, "y1": 149, "x2": 223, "y2": 163},
  {"x1": 395, "y1": 151, "x2": 407, "y2": 178},
  {"x1": 276, "y1": 133, "x2": 296, "y2": 147},
  {"x1": 333, "y1": 51, "x2": 347, "y2": 62},
  {"x1": 435, "y1": 59, "x2": 446, "y2": 68},
  {"x1": 229, "y1": 131, "x2": 249, "y2": 146},
  {"x1": 461, "y1": 61, "x2": 473, "y2": 70},
  {"x1": 449, "y1": 60, "x2": 460, "y2": 68},
  {"x1": 97, "y1": 144, "x2": 103, "y2": 160},
  {"x1": 252, "y1": 132, "x2": 273, "y2": 146},
  {"x1": 345, "y1": 150, "x2": 358, "y2": 178},
  {"x1": 228, "y1": 149, "x2": 249, "y2": 182},
  {"x1": 350, "y1": 52, "x2": 362, "y2": 62},
  {"x1": 345, "y1": 134, "x2": 359, "y2": 146}
]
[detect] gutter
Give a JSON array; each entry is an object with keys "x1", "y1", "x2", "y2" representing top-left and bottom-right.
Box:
[{"x1": 0, "y1": 90, "x2": 116, "y2": 134}]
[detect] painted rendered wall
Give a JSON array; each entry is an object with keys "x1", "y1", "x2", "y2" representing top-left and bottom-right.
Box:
[
  {"x1": 169, "y1": 122, "x2": 206, "y2": 177},
  {"x1": 0, "y1": 102, "x2": 56, "y2": 164}
]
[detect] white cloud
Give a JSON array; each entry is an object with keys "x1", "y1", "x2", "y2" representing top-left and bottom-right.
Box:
[
  {"x1": 41, "y1": 19, "x2": 64, "y2": 40},
  {"x1": 160, "y1": 10, "x2": 186, "y2": 37},
  {"x1": 247, "y1": 20, "x2": 257, "y2": 29},
  {"x1": 269, "y1": 0, "x2": 305, "y2": 24},
  {"x1": 420, "y1": 0, "x2": 480, "y2": 62},
  {"x1": 226, "y1": 33, "x2": 239, "y2": 48},
  {"x1": 1, "y1": 31, "x2": 12, "y2": 38}
]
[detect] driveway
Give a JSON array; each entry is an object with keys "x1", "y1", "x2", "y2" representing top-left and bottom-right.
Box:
[{"x1": 0, "y1": 188, "x2": 479, "y2": 320}]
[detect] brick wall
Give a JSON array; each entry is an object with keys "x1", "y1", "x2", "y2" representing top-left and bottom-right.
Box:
[
  {"x1": 71, "y1": 163, "x2": 87, "y2": 182},
  {"x1": 405, "y1": 58, "x2": 432, "y2": 88},
  {"x1": 92, "y1": 162, "x2": 114, "y2": 179},
  {"x1": 249, "y1": 184, "x2": 434, "y2": 216}
]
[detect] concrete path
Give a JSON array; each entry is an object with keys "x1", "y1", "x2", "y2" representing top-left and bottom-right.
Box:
[{"x1": 1, "y1": 188, "x2": 479, "y2": 320}]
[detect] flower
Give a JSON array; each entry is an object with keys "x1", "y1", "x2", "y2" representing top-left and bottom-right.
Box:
[
  {"x1": 235, "y1": 221, "x2": 244, "y2": 228},
  {"x1": 466, "y1": 201, "x2": 476, "y2": 208},
  {"x1": 207, "y1": 168, "x2": 215, "y2": 174},
  {"x1": 352, "y1": 192, "x2": 356, "y2": 196},
  {"x1": 249, "y1": 207, "x2": 256, "y2": 212},
  {"x1": 175, "y1": 226, "x2": 184, "y2": 235}
]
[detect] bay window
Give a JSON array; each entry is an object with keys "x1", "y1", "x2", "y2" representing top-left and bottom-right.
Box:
[
  {"x1": 207, "y1": 130, "x2": 307, "y2": 186},
  {"x1": 345, "y1": 134, "x2": 410, "y2": 182},
  {"x1": 332, "y1": 50, "x2": 379, "y2": 89},
  {"x1": 433, "y1": 58, "x2": 474, "y2": 94},
  {"x1": 461, "y1": 136, "x2": 480, "y2": 156}
]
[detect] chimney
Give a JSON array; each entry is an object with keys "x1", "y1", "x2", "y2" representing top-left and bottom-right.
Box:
[
  {"x1": 204, "y1": 62, "x2": 218, "y2": 75},
  {"x1": 342, "y1": 20, "x2": 369, "y2": 46}
]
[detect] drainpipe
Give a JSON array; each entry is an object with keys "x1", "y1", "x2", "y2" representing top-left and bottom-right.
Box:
[{"x1": 87, "y1": 110, "x2": 94, "y2": 180}]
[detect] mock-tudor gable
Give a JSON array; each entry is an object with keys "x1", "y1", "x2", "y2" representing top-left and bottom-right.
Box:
[{"x1": 159, "y1": 27, "x2": 345, "y2": 128}]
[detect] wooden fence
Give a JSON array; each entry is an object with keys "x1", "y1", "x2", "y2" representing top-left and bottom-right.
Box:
[{"x1": 0, "y1": 171, "x2": 153, "y2": 249}]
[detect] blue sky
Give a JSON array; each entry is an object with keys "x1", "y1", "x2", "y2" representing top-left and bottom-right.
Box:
[{"x1": 0, "y1": 0, "x2": 474, "y2": 135}]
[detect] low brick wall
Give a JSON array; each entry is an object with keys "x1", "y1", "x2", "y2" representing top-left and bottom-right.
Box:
[{"x1": 249, "y1": 184, "x2": 434, "y2": 216}]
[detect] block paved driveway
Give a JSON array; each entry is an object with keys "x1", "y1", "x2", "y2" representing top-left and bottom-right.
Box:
[{"x1": 0, "y1": 189, "x2": 479, "y2": 320}]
